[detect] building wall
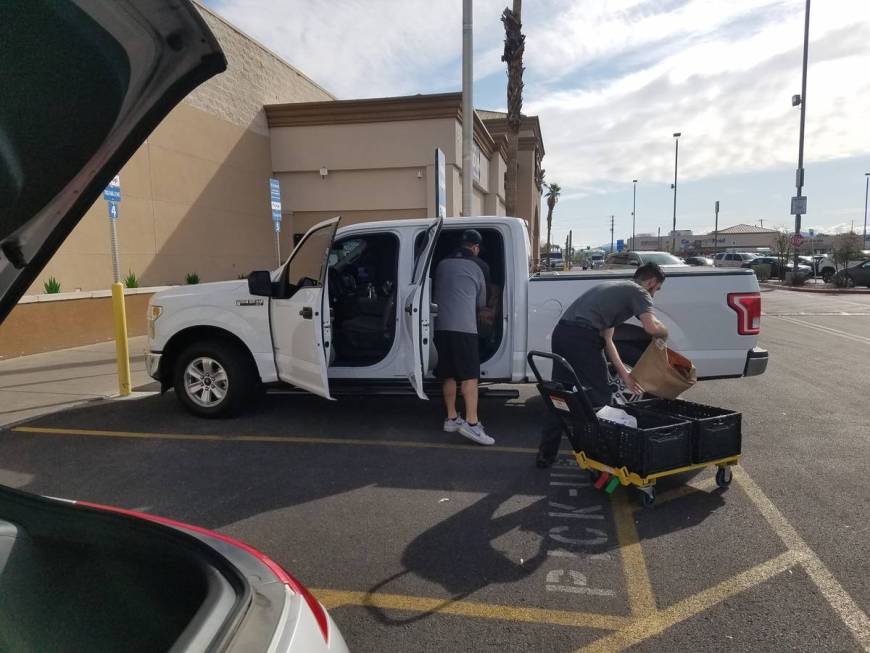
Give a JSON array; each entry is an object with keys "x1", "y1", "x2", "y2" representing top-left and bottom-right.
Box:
[
  {"x1": 27, "y1": 2, "x2": 334, "y2": 294},
  {"x1": 269, "y1": 113, "x2": 506, "y2": 239}
]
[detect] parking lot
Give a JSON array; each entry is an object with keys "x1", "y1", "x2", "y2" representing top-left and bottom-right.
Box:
[{"x1": 1, "y1": 288, "x2": 869, "y2": 652}]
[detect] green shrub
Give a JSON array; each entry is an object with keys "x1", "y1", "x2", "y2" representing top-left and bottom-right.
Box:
[
  {"x1": 43, "y1": 277, "x2": 61, "y2": 294},
  {"x1": 751, "y1": 264, "x2": 771, "y2": 282},
  {"x1": 185, "y1": 272, "x2": 200, "y2": 285},
  {"x1": 124, "y1": 270, "x2": 139, "y2": 288}
]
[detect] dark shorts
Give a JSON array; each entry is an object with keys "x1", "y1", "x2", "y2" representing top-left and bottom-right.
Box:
[{"x1": 434, "y1": 330, "x2": 480, "y2": 382}]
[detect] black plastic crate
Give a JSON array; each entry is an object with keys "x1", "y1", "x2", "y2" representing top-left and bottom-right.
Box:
[
  {"x1": 595, "y1": 406, "x2": 693, "y2": 476},
  {"x1": 633, "y1": 398, "x2": 741, "y2": 463}
]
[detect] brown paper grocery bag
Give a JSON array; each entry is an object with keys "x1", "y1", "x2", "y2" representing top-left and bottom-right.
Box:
[{"x1": 629, "y1": 340, "x2": 697, "y2": 399}]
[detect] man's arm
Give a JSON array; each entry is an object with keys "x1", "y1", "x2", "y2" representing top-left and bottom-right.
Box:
[
  {"x1": 639, "y1": 311, "x2": 668, "y2": 339},
  {"x1": 602, "y1": 327, "x2": 643, "y2": 395}
]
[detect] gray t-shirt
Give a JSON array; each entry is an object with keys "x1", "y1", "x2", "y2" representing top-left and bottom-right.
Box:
[
  {"x1": 433, "y1": 249, "x2": 487, "y2": 334},
  {"x1": 561, "y1": 280, "x2": 653, "y2": 331}
]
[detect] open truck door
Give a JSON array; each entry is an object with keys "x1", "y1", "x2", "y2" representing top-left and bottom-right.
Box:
[
  {"x1": 270, "y1": 217, "x2": 340, "y2": 399},
  {"x1": 403, "y1": 218, "x2": 443, "y2": 399}
]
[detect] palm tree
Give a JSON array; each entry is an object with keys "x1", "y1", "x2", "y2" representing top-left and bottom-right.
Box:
[
  {"x1": 544, "y1": 182, "x2": 561, "y2": 268},
  {"x1": 501, "y1": 1, "x2": 524, "y2": 217}
]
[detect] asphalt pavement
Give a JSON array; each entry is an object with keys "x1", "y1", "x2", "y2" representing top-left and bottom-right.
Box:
[{"x1": 0, "y1": 289, "x2": 868, "y2": 652}]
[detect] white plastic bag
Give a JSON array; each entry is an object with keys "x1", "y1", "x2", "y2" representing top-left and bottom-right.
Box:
[{"x1": 596, "y1": 405, "x2": 637, "y2": 429}]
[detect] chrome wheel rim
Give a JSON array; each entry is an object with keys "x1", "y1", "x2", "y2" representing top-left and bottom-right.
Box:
[{"x1": 184, "y1": 357, "x2": 228, "y2": 408}]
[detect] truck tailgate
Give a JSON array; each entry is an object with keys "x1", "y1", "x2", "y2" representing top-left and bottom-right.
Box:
[{"x1": 527, "y1": 268, "x2": 766, "y2": 379}]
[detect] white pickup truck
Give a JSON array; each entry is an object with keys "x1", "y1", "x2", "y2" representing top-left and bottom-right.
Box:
[{"x1": 146, "y1": 217, "x2": 767, "y2": 417}]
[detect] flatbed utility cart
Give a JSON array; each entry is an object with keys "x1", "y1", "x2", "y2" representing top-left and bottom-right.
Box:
[{"x1": 528, "y1": 351, "x2": 742, "y2": 506}]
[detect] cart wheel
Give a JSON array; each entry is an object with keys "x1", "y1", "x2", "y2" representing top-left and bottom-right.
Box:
[
  {"x1": 638, "y1": 487, "x2": 655, "y2": 507},
  {"x1": 715, "y1": 466, "x2": 733, "y2": 488}
]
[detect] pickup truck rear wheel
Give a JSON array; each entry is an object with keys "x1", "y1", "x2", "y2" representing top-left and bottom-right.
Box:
[
  {"x1": 173, "y1": 340, "x2": 258, "y2": 418},
  {"x1": 822, "y1": 269, "x2": 834, "y2": 283}
]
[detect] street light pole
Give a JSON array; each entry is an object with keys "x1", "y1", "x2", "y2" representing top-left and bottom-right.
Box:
[
  {"x1": 792, "y1": 0, "x2": 810, "y2": 281},
  {"x1": 610, "y1": 215, "x2": 615, "y2": 254},
  {"x1": 671, "y1": 132, "x2": 681, "y2": 253},
  {"x1": 632, "y1": 179, "x2": 637, "y2": 250},
  {"x1": 864, "y1": 172, "x2": 869, "y2": 247},
  {"x1": 714, "y1": 201, "x2": 720, "y2": 257}
]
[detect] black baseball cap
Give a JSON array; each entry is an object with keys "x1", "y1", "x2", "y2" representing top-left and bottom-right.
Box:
[{"x1": 461, "y1": 229, "x2": 483, "y2": 246}]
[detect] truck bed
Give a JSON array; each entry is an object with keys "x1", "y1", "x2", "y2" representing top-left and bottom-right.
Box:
[{"x1": 528, "y1": 268, "x2": 765, "y2": 379}]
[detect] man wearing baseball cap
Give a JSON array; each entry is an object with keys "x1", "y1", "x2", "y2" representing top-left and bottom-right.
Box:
[{"x1": 432, "y1": 229, "x2": 494, "y2": 445}]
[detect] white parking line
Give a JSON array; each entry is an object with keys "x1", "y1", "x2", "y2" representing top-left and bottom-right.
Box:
[
  {"x1": 769, "y1": 315, "x2": 870, "y2": 345},
  {"x1": 735, "y1": 468, "x2": 870, "y2": 650}
]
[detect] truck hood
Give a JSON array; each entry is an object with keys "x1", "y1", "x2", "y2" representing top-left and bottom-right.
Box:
[
  {"x1": 152, "y1": 280, "x2": 251, "y2": 305},
  {"x1": 0, "y1": 0, "x2": 226, "y2": 324}
]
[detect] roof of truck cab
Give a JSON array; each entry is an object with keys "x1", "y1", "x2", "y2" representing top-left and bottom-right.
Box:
[{"x1": 336, "y1": 216, "x2": 525, "y2": 232}]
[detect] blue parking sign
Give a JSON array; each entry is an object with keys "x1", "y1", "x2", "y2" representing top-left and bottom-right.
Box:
[
  {"x1": 269, "y1": 178, "x2": 282, "y2": 222},
  {"x1": 103, "y1": 175, "x2": 121, "y2": 203}
]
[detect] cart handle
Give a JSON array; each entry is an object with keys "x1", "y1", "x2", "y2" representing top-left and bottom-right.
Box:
[
  {"x1": 527, "y1": 350, "x2": 581, "y2": 387},
  {"x1": 527, "y1": 350, "x2": 601, "y2": 432}
]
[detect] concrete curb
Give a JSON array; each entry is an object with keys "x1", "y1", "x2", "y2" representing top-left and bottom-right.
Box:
[{"x1": 760, "y1": 282, "x2": 870, "y2": 294}]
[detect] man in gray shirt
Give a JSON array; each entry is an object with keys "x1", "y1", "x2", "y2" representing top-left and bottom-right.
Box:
[
  {"x1": 432, "y1": 229, "x2": 494, "y2": 445},
  {"x1": 537, "y1": 262, "x2": 669, "y2": 467}
]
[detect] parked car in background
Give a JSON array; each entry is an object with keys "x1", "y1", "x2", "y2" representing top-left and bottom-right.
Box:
[
  {"x1": 540, "y1": 251, "x2": 564, "y2": 271},
  {"x1": 798, "y1": 255, "x2": 837, "y2": 282},
  {"x1": 713, "y1": 252, "x2": 756, "y2": 268},
  {"x1": 684, "y1": 256, "x2": 714, "y2": 266},
  {"x1": 602, "y1": 251, "x2": 688, "y2": 269},
  {"x1": 834, "y1": 260, "x2": 870, "y2": 287},
  {"x1": 741, "y1": 257, "x2": 812, "y2": 280}
]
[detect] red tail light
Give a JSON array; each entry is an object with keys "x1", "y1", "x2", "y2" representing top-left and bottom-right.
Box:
[
  {"x1": 76, "y1": 502, "x2": 329, "y2": 642},
  {"x1": 727, "y1": 292, "x2": 761, "y2": 335}
]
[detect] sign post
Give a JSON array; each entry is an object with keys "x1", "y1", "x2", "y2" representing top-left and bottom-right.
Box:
[
  {"x1": 103, "y1": 175, "x2": 131, "y2": 396},
  {"x1": 435, "y1": 148, "x2": 446, "y2": 218},
  {"x1": 270, "y1": 178, "x2": 282, "y2": 266}
]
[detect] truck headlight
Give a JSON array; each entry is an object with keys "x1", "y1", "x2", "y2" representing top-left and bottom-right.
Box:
[{"x1": 148, "y1": 305, "x2": 163, "y2": 338}]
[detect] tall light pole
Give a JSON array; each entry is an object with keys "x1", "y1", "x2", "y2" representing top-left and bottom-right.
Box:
[
  {"x1": 632, "y1": 179, "x2": 637, "y2": 250},
  {"x1": 714, "y1": 201, "x2": 720, "y2": 257},
  {"x1": 610, "y1": 215, "x2": 615, "y2": 254},
  {"x1": 791, "y1": 0, "x2": 810, "y2": 281},
  {"x1": 461, "y1": 0, "x2": 473, "y2": 217},
  {"x1": 863, "y1": 172, "x2": 869, "y2": 247},
  {"x1": 671, "y1": 132, "x2": 681, "y2": 253}
]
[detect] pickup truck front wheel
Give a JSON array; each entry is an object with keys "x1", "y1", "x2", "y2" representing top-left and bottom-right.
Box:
[{"x1": 173, "y1": 340, "x2": 257, "y2": 418}]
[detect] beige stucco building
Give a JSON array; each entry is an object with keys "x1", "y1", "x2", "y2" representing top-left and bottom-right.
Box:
[{"x1": 27, "y1": 2, "x2": 546, "y2": 295}]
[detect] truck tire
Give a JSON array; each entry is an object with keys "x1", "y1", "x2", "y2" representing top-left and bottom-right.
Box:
[
  {"x1": 173, "y1": 339, "x2": 259, "y2": 418},
  {"x1": 822, "y1": 269, "x2": 834, "y2": 283}
]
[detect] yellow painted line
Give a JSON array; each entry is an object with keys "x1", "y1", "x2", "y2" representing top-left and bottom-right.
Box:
[
  {"x1": 313, "y1": 588, "x2": 630, "y2": 631},
  {"x1": 612, "y1": 492, "x2": 656, "y2": 617},
  {"x1": 734, "y1": 467, "x2": 870, "y2": 650},
  {"x1": 645, "y1": 475, "x2": 719, "y2": 509},
  {"x1": 10, "y1": 426, "x2": 537, "y2": 454},
  {"x1": 575, "y1": 550, "x2": 803, "y2": 653}
]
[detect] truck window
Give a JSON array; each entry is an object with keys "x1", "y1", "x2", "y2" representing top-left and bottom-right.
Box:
[{"x1": 280, "y1": 222, "x2": 334, "y2": 298}]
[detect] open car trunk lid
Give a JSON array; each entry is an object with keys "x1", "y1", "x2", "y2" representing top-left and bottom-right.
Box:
[{"x1": 0, "y1": 0, "x2": 227, "y2": 321}]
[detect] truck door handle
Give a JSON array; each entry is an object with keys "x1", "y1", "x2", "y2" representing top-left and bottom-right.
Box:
[{"x1": 299, "y1": 306, "x2": 313, "y2": 319}]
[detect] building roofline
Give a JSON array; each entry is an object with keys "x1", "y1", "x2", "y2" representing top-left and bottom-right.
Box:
[{"x1": 265, "y1": 92, "x2": 502, "y2": 159}]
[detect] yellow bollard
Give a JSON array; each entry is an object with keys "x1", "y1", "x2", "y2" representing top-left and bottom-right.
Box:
[{"x1": 111, "y1": 282, "x2": 132, "y2": 396}]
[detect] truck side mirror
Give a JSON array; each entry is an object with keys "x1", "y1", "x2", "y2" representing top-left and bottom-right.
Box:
[{"x1": 247, "y1": 270, "x2": 273, "y2": 297}]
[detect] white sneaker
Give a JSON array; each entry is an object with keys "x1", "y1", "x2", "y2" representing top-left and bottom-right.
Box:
[
  {"x1": 443, "y1": 416, "x2": 467, "y2": 433},
  {"x1": 457, "y1": 421, "x2": 495, "y2": 446}
]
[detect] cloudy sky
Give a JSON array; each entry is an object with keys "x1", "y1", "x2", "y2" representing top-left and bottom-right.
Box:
[{"x1": 208, "y1": 0, "x2": 870, "y2": 248}]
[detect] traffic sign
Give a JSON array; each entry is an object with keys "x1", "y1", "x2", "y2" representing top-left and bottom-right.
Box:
[
  {"x1": 107, "y1": 202, "x2": 118, "y2": 221},
  {"x1": 616, "y1": 239, "x2": 624, "y2": 252},
  {"x1": 790, "y1": 196, "x2": 807, "y2": 215},
  {"x1": 790, "y1": 234, "x2": 804, "y2": 248},
  {"x1": 103, "y1": 175, "x2": 121, "y2": 203},
  {"x1": 269, "y1": 178, "x2": 282, "y2": 222}
]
